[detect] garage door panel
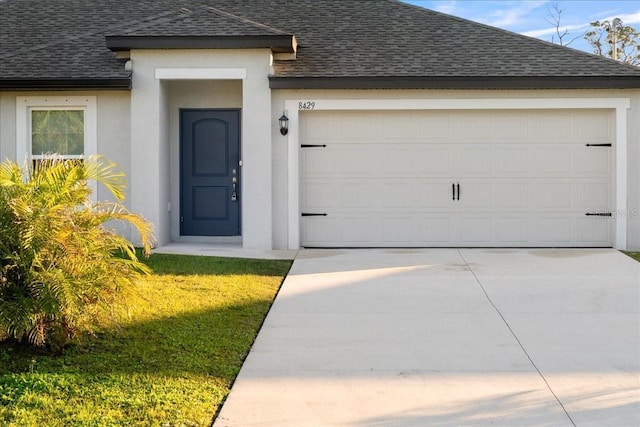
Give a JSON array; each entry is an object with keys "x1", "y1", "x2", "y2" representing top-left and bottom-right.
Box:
[
  {"x1": 540, "y1": 182, "x2": 572, "y2": 209},
  {"x1": 541, "y1": 148, "x2": 573, "y2": 175},
  {"x1": 540, "y1": 216, "x2": 573, "y2": 243},
  {"x1": 300, "y1": 110, "x2": 613, "y2": 247},
  {"x1": 341, "y1": 182, "x2": 372, "y2": 209},
  {"x1": 415, "y1": 216, "x2": 453, "y2": 243},
  {"x1": 459, "y1": 148, "x2": 492, "y2": 175},
  {"x1": 340, "y1": 147, "x2": 374, "y2": 176},
  {"x1": 416, "y1": 112, "x2": 450, "y2": 139},
  {"x1": 578, "y1": 148, "x2": 611, "y2": 175},
  {"x1": 303, "y1": 114, "x2": 336, "y2": 139},
  {"x1": 303, "y1": 182, "x2": 337, "y2": 209},
  {"x1": 576, "y1": 111, "x2": 612, "y2": 140},
  {"x1": 458, "y1": 182, "x2": 492, "y2": 208},
  {"x1": 491, "y1": 112, "x2": 530, "y2": 139},
  {"x1": 303, "y1": 217, "x2": 336, "y2": 245},
  {"x1": 382, "y1": 147, "x2": 415, "y2": 175},
  {"x1": 578, "y1": 217, "x2": 612, "y2": 244},
  {"x1": 341, "y1": 216, "x2": 377, "y2": 244},
  {"x1": 496, "y1": 147, "x2": 530, "y2": 175},
  {"x1": 339, "y1": 112, "x2": 387, "y2": 138},
  {"x1": 496, "y1": 216, "x2": 530, "y2": 243},
  {"x1": 577, "y1": 182, "x2": 611, "y2": 209},
  {"x1": 381, "y1": 182, "x2": 414, "y2": 208},
  {"x1": 451, "y1": 112, "x2": 493, "y2": 140},
  {"x1": 417, "y1": 182, "x2": 452, "y2": 208},
  {"x1": 416, "y1": 147, "x2": 452, "y2": 175},
  {"x1": 460, "y1": 215, "x2": 493, "y2": 243},
  {"x1": 384, "y1": 114, "x2": 416, "y2": 139},
  {"x1": 382, "y1": 217, "x2": 414, "y2": 243},
  {"x1": 540, "y1": 112, "x2": 573, "y2": 139},
  {"x1": 301, "y1": 147, "x2": 334, "y2": 175},
  {"x1": 495, "y1": 183, "x2": 529, "y2": 209}
]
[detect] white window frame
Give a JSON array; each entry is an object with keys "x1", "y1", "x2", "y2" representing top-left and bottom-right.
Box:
[
  {"x1": 17, "y1": 96, "x2": 97, "y2": 162},
  {"x1": 16, "y1": 96, "x2": 98, "y2": 195}
]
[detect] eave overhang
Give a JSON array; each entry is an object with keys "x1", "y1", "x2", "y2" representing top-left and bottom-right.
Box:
[
  {"x1": 106, "y1": 35, "x2": 297, "y2": 53},
  {"x1": 268, "y1": 75, "x2": 640, "y2": 90},
  {"x1": 0, "y1": 78, "x2": 132, "y2": 91}
]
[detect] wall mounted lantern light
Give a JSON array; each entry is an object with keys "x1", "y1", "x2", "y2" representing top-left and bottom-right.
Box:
[{"x1": 279, "y1": 112, "x2": 289, "y2": 136}]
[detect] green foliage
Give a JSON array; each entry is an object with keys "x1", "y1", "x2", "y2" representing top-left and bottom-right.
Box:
[
  {"x1": 0, "y1": 254, "x2": 291, "y2": 426},
  {"x1": 584, "y1": 20, "x2": 640, "y2": 65},
  {"x1": 622, "y1": 251, "x2": 640, "y2": 262},
  {"x1": 0, "y1": 156, "x2": 154, "y2": 349}
]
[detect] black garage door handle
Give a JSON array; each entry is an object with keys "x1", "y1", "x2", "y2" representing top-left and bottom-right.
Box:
[{"x1": 452, "y1": 183, "x2": 460, "y2": 201}]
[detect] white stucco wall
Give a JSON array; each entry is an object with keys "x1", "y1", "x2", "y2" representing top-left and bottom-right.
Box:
[
  {"x1": 271, "y1": 88, "x2": 640, "y2": 251},
  {"x1": 0, "y1": 93, "x2": 17, "y2": 162},
  {"x1": 96, "y1": 92, "x2": 132, "y2": 204},
  {"x1": 627, "y1": 93, "x2": 640, "y2": 251},
  {"x1": 129, "y1": 49, "x2": 273, "y2": 248}
]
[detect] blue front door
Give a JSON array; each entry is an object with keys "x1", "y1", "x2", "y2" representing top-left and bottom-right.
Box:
[{"x1": 180, "y1": 109, "x2": 240, "y2": 236}]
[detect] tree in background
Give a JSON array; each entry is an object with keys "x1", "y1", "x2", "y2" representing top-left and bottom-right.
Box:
[
  {"x1": 547, "y1": 3, "x2": 639, "y2": 66},
  {"x1": 584, "y1": 19, "x2": 640, "y2": 65},
  {"x1": 546, "y1": 3, "x2": 582, "y2": 47}
]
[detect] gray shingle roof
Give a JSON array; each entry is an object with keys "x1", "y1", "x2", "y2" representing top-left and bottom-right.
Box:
[
  {"x1": 1, "y1": 0, "x2": 639, "y2": 90},
  {"x1": 104, "y1": 6, "x2": 297, "y2": 53},
  {"x1": 112, "y1": 6, "x2": 290, "y2": 37}
]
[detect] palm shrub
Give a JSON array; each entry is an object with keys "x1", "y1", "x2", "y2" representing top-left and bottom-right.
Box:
[{"x1": 0, "y1": 156, "x2": 154, "y2": 349}]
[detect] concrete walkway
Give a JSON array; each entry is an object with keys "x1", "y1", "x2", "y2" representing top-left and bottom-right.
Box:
[
  {"x1": 153, "y1": 242, "x2": 297, "y2": 260},
  {"x1": 214, "y1": 249, "x2": 640, "y2": 426}
]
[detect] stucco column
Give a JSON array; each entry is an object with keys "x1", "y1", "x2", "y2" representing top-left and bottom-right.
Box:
[
  {"x1": 130, "y1": 52, "x2": 170, "y2": 246},
  {"x1": 241, "y1": 63, "x2": 273, "y2": 249}
]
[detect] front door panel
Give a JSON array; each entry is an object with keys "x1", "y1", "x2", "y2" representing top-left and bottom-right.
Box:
[{"x1": 181, "y1": 109, "x2": 240, "y2": 236}]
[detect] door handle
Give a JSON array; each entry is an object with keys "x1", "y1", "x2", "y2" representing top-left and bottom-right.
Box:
[
  {"x1": 231, "y1": 169, "x2": 238, "y2": 202},
  {"x1": 452, "y1": 183, "x2": 456, "y2": 201},
  {"x1": 456, "y1": 183, "x2": 460, "y2": 201}
]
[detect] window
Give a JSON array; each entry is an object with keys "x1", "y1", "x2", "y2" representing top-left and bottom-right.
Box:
[
  {"x1": 17, "y1": 96, "x2": 98, "y2": 196},
  {"x1": 31, "y1": 109, "x2": 85, "y2": 160},
  {"x1": 17, "y1": 96, "x2": 97, "y2": 165}
]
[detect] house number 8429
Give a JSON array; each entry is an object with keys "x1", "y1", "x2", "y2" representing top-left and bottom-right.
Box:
[{"x1": 298, "y1": 102, "x2": 316, "y2": 110}]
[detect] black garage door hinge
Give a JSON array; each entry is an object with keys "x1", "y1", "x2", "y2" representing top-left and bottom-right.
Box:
[
  {"x1": 301, "y1": 212, "x2": 328, "y2": 217},
  {"x1": 585, "y1": 143, "x2": 612, "y2": 147},
  {"x1": 585, "y1": 212, "x2": 612, "y2": 217},
  {"x1": 301, "y1": 144, "x2": 327, "y2": 148}
]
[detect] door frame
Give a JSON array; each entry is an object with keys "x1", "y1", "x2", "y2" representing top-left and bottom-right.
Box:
[
  {"x1": 284, "y1": 97, "x2": 630, "y2": 250},
  {"x1": 179, "y1": 108, "x2": 242, "y2": 237}
]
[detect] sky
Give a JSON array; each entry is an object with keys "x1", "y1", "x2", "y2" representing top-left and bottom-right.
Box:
[{"x1": 402, "y1": 1, "x2": 640, "y2": 54}]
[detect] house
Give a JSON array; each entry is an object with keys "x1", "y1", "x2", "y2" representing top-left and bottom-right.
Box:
[{"x1": 2, "y1": 0, "x2": 640, "y2": 250}]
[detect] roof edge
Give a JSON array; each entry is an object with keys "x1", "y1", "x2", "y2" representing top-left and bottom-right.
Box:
[
  {"x1": 0, "y1": 78, "x2": 132, "y2": 91},
  {"x1": 268, "y1": 76, "x2": 640, "y2": 90},
  {"x1": 106, "y1": 35, "x2": 296, "y2": 53}
]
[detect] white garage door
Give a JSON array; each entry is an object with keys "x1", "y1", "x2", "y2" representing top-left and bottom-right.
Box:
[{"x1": 300, "y1": 110, "x2": 614, "y2": 247}]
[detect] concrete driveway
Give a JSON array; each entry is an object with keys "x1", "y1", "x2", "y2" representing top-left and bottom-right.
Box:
[{"x1": 214, "y1": 249, "x2": 640, "y2": 427}]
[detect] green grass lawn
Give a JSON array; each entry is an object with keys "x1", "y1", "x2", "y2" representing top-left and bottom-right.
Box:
[
  {"x1": 0, "y1": 254, "x2": 292, "y2": 426},
  {"x1": 623, "y1": 251, "x2": 640, "y2": 262}
]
